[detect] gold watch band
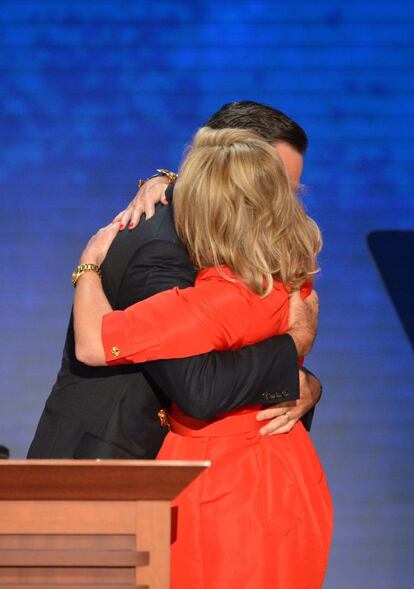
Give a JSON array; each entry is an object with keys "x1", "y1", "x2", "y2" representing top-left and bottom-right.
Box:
[
  {"x1": 138, "y1": 168, "x2": 178, "y2": 189},
  {"x1": 72, "y1": 263, "x2": 102, "y2": 287},
  {"x1": 156, "y1": 169, "x2": 178, "y2": 184}
]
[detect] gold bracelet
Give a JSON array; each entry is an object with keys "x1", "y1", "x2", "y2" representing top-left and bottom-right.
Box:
[
  {"x1": 138, "y1": 169, "x2": 178, "y2": 189},
  {"x1": 156, "y1": 169, "x2": 178, "y2": 184},
  {"x1": 71, "y1": 263, "x2": 102, "y2": 287}
]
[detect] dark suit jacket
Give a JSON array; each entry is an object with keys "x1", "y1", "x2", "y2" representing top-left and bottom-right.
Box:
[{"x1": 28, "y1": 193, "x2": 309, "y2": 459}]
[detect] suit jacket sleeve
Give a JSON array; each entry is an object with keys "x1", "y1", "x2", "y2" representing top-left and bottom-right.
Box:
[{"x1": 115, "y1": 240, "x2": 309, "y2": 424}]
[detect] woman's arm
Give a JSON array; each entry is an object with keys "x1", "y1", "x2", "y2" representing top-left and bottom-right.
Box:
[
  {"x1": 100, "y1": 277, "x2": 252, "y2": 365},
  {"x1": 73, "y1": 270, "x2": 112, "y2": 366},
  {"x1": 73, "y1": 223, "x2": 119, "y2": 365},
  {"x1": 73, "y1": 223, "x2": 253, "y2": 366},
  {"x1": 75, "y1": 270, "x2": 251, "y2": 367}
]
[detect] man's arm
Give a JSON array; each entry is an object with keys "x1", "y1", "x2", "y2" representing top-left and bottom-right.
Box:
[
  {"x1": 117, "y1": 240, "x2": 306, "y2": 421},
  {"x1": 256, "y1": 367, "x2": 321, "y2": 434},
  {"x1": 146, "y1": 336, "x2": 299, "y2": 420},
  {"x1": 110, "y1": 179, "x2": 321, "y2": 429}
]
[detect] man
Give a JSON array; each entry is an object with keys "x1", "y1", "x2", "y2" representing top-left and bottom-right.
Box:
[{"x1": 28, "y1": 101, "x2": 320, "y2": 460}]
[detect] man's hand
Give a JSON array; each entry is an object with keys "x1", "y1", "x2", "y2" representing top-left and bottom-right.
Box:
[
  {"x1": 287, "y1": 289, "x2": 319, "y2": 357},
  {"x1": 256, "y1": 368, "x2": 322, "y2": 435},
  {"x1": 112, "y1": 176, "x2": 170, "y2": 230}
]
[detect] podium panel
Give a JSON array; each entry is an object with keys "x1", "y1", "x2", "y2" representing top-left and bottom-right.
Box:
[{"x1": 0, "y1": 460, "x2": 208, "y2": 589}]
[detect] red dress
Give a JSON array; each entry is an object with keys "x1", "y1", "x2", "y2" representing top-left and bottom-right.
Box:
[{"x1": 103, "y1": 267, "x2": 333, "y2": 589}]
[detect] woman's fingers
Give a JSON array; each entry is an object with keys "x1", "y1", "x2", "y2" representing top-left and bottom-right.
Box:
[
  {"x1": 126, "y1": 199, "x2": 145, "y2": 229},
  {"x1": 112, "y1": 210, "x2": 124, "y2": 224},
  {"x1": 80, "y1": 222, "x2": 121, "y2": 266},
  {"x1": 128, "y1": 181, "x2": 169, "y2": 228},
  {"x1": 141, "y1": 196, "x2": 156, "y2": 222},
  {"x1": 112, "y1": 205, "x2": 134, "y2": 229},
  {"x1": 112, "y1": 177, "x2": 170, "y2": 230}
]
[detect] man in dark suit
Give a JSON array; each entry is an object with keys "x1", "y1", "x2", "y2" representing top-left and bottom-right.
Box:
[{"x1": 28, "y1": 101, "x2": 320, "y2": 459}]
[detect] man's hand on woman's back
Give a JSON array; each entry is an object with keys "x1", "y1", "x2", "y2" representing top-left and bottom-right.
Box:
[
  {"x1": 288, "y1": 289, "x2": 319, "y2": 357},
  {"x1": 256, "y1": 368, "x2": 321, "y2": 435}
]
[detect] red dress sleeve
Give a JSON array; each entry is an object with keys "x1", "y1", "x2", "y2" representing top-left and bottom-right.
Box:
[
  {"x1": 102, "y1": 267, "x2": 310, "y2": 366},
  {"x1": 103, "y1": 269, "x2": 252, "y2": 365}
]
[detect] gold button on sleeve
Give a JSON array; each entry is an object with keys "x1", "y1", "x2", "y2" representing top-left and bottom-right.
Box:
[{"x1": 110, "y1": 346, "x2": 120, "y2": 358}]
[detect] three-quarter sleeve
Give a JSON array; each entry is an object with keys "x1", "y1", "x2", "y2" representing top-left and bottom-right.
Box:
[{"x1": 102, "y1": 276, "x2": 251, "y2": 365}]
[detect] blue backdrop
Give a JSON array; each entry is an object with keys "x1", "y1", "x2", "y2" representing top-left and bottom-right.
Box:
[{"x1": 1, "y1": 1, "x2": 413, "y2": 587}]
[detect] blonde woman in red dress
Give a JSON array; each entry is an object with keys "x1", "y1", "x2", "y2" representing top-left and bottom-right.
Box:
[{"x1": 73, "y1": 127, "x2": 333, "y2": 588}]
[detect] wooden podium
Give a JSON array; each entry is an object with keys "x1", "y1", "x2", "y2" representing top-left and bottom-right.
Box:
[{"x1": 0, "y1": 460, "x2": 209, "y2": 589}]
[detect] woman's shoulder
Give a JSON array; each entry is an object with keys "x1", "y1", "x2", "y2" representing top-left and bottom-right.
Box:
[
  {"x1": 195, "y1": 266, "x2": 253, "y2": 299},
  {"x1": 196, "y1": 265, "x2": 236, "y2": 282},
  {"x1": 196, "y1": 266, "x2": 312, "y2": 293},
  {"x1": 195, "y1": 266, "x2": 288, "y2": 299}
]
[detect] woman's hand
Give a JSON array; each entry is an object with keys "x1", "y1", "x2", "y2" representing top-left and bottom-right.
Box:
[
  {"x1": 79, "y1": 223, "x2": 121, "y2": 267},
  {"x1": 112, "y1": 176, "x2": 170, "y2": 230}
]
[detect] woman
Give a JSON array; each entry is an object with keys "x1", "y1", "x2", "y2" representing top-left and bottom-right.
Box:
[{"x1": 73, "y1": 127, "x2": 333, "y2": 588}]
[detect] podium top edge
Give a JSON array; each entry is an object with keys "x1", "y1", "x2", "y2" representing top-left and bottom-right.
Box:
[
  {"x1": 0, "y1": 460, "x2": 210, "y2": 500},
  {"x1": 1, "y1": 460, "x2": 211, "y2": 467}
]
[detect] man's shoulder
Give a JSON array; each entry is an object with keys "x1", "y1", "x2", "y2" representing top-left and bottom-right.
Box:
[
  {"x1": 101, "y1": 204, "x2": 187, "y2": 303},
  {"x1": 102, "y1": 204, "x2": 180, "y2": 274},
  {"x1": 115, "y1": 203, "x2": 179, "y2": 250}
]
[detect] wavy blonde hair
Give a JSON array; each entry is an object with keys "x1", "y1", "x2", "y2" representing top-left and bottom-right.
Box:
[{"x1": 174, "y1": 127, "x2": 322, "y2": 296}]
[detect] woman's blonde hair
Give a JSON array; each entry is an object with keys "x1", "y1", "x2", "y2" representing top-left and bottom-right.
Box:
[{"x1": 174, "y1": 127, "x2": 322, "y2": 296}]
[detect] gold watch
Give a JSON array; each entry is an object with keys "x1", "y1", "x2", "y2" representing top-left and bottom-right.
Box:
[
  {"x1": 156, "y1": 169, "x2": 178, "y2": 184},
  {"x1": 138, "y1": 168, "x2": 178, "y2": 189},
  {"x1": 71, "y1": 263, "x2": 102, "y2": 287}
]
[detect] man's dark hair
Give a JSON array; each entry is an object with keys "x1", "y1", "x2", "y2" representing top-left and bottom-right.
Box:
[{"x1": 204, "y1": 101, "x2": 308, "y2": 154}]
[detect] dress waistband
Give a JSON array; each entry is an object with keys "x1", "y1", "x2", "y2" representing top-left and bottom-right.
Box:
[{"x1": 167, "y1": 406, "x2": 263, "y2": 438}]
